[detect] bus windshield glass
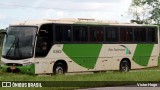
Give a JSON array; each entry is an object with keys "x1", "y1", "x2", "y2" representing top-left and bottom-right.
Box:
[{"x1": 2, "y1": 26, "x2": 37, "y2": 60}]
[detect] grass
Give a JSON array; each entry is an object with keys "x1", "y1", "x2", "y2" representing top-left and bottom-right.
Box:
[
  {"x1": 0, "y1": 47, "x2": 160, "y2": 89},
  {"x1": 0, "y1": 69, "x2": 160, "y2": 90},
  {"x1": 0, "y1": 70, "x2": 160, "y2": 90},
  {"x1": 0, "y1": 69, "x2": 160, "y2": 81}
]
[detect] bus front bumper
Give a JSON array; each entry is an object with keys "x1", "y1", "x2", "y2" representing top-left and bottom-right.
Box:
[{"x1": 1, "y1": 64, "x2": 35, "y2": 75}]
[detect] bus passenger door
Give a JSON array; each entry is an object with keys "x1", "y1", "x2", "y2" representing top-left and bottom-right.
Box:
[
  {"x1": 35, "y1": 24, "x2": 53, "y2": 74},
  {"x1": 34, "y1": 58, "x2": 43, "y2": 74}
]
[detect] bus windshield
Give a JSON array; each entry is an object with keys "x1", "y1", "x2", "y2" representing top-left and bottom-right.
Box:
[{"x1": 2, "y1": 26, "x2": 37, "y2": 60}]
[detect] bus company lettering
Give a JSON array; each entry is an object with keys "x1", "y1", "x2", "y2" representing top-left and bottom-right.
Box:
[
  {"x1": 108, "y1": 45, "x2": 131, "y2": 55},
  {"x1": 108, "y1": 48, "x2": 125, "y2": 52}
]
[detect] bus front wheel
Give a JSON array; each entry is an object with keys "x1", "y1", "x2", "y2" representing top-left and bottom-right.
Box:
[
  {"x1": 120, "y1": 60, "x2": 130, "y2": 72},
  {"x1": 53, "y1": 63, "x2": 65, "y2": 75}
]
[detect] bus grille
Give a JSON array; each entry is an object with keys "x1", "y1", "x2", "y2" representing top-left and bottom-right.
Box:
[{"x1": 6, "y1": 63, "x2": 23, "y2": 66}]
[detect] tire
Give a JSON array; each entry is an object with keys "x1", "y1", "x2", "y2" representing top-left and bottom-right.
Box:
[
  {"x1": 120, "y1": 60, "x2": 130, "y2": 72},
  {"x1": 53, "y1": 63, "x2": 65, "y2": 75}
]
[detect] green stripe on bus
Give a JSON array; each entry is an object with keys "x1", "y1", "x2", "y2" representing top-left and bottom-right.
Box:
[
  {"x1": 133, "y1": 44, "x2": 154, "y2": 66},
  {"x1": 63, "y1": 44, "x2": 102, "y2": 69}
]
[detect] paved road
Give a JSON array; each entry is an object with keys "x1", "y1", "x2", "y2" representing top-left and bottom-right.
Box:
[
  {"x1": 79, "y1": 83, "x2": 160, "y2": 90},
  {"x1": 79, "y1": 87, "x2": 160, "y2": 90}
]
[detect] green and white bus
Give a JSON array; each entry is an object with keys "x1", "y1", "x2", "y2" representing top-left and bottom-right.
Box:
[{"x1": 1, "y1": 18, "x2": 159, "y2": 75}]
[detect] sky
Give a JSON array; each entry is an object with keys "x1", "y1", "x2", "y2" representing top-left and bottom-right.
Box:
[{"x1": 0, "y1": 0, "x2": 132, "y2": 29}]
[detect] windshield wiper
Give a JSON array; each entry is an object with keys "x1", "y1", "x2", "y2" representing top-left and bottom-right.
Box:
[
  {"x1": 14, "y1": 38, "x2": 23, "y2": 58},
  {"x1": 6, "y1": 37, "x2": 23, "y2": 59},
  {"x1": 6, "y1": 37, "x2": 17, "y2": 57},
  {"x1": 5, "y1": 27, "x2": 23, "y2": 58}
]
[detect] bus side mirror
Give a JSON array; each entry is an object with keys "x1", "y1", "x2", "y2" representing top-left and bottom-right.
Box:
[
  {"x1": 36, "y1": 33, "x2": 39, "y2": 36},
  {"x1": 38, "y1": 30, "x2": 48, "y2": 36}
]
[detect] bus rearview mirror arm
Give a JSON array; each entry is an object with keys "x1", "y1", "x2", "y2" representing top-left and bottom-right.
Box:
[
  {"x1": 36, "y1": 33, "x2": 39, "y2": 36},
  {"x1": 36, "y1": 30, "x2": 47, "y2": 36}
]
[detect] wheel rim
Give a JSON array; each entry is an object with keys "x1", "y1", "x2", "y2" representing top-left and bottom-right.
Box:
[
  {"x1": 56, "y1": 66, "x2": 64, "y2": 74},
  {"x1": 121, "y1": 62, "x2": 128, "y2": 72}
]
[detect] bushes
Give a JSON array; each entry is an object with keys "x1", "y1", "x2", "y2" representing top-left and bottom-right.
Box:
[{"x1": 0, "y1": 29, "x2": 5, "y2": 46}]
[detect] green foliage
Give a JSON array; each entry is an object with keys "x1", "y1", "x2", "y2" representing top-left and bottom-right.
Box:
[
  {"x1": 131, "y1": 0, "x2": 143, "y2": 6},
  {"x1": 0, "y1": 29, "x2": 4, "y2": 30},
  {"x1": 0, "y1": 30, "x2": 5, "y2": 47},
  {"x1": 129, "y1": 0, "x2": 160, "y2": 24}
]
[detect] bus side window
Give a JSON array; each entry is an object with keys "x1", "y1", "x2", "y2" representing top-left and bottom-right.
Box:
[
  {"x1": 134, "y1": 28, "x2": 146, "y2": 43},
  {"x1": 73, "y1": 26, "x2": 88, "y2": 42},
  {"x1": 105, "y1": 27, "x2": 119, "y2": 42},
  {"x1": 55, "y1": 25, "x2": 71, "y2": 43},
  {"x1": 147, "y1": 28, "x2": 156, "y2": 43},
  {"x1": 133, "y1": 28, "x2": 140, "y2": 42},
  {"x1": 120, "y1": 27, "x2": 133, "y2": 42},
  {"x1": 89, "y1": 26, "x2": 104, "y2": 42}
]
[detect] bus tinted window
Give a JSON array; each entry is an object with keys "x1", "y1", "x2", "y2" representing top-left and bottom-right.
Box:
[
  {"x1": 55, "y1": 25, "x2": 71, "y2": 42},
  {"x1": 147, "y1": 28, "x2": 157, "y2": 43},
  {"x1": 73, "y1": 26, "x2": 88, "y2": 42},
  {"x1": 89, "y1": 26, "x2": 104, "y2": 42},
  {"x1": 120, "y1": 27, "x2": 133, "y2": 42},
  {"x1": 105, "y1": 27, "x2": 119, "y2": 42},
  {"x1": 134, "y1": 28, "x2": 146, "y2": 42},
  {"x1": 36, "y1": 24, "x2": 53, "y2": 57}
]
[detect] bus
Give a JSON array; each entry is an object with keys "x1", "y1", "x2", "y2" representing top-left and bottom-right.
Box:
[{"x1": 0, "y1": 18, "x2": 159, "y2": 75}]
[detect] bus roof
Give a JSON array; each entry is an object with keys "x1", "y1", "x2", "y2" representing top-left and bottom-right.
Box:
[{"x1": 10, "y1": 18, "x2": 157, "y2": 27}]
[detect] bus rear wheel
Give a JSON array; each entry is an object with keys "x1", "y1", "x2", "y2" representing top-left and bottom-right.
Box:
[
  {"x1": 53, "y1": 63, "x2": 65, "y2": 75},
  {"x1": 120, "y1": 60, "x2": 130, "y2": 72}
]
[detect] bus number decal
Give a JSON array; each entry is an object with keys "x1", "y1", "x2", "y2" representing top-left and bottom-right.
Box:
[{"x1": 53, "y1": 50, "x2": 62, "y2": 53}]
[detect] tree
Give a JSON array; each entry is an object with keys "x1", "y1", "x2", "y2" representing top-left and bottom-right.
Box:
[
  {"x1": 0, "y1": 29, "x2": 5, "y2": 46},
  {"x1": 129, "y1": 0, "x2": 160, "y2": 24}
]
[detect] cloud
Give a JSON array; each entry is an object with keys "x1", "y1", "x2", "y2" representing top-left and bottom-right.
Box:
[
  {"x1": 43, "y1": 9, "x2": 69, "y2": 19},
  {"x1": 0, "y1": 14, "x2": 6, "y2": 20},
  {"x1": 0, "y1": 0, "x2": 132, "y2": 28},
  {"x1": 56, "y1": 0, "x2": 122, "y2": 3},
  {"x1": 21, "y1": 0, "x2": 125, "y2": 11},
  {"x1": 41, "y1": 0, "x2": 132, "y2": 23}
]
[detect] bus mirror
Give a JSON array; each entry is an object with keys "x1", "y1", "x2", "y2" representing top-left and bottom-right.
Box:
[
  {"x1": 38, "y1": 30, "x2": 48, "y2": 36},
  {"x1": 36, "y1": 33, "x2": 39, "y2": 36},
  {"x1": 39, "y1": 30, "x2": 48, "y2": 33}
]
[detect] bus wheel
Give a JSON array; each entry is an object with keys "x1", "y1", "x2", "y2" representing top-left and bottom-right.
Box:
[
  {"x1": 53, "y1": 63, "x2": 65, "y2": 75},
  {"x1": 120, "y1": 60, "x2": 130, "y2": 72}
]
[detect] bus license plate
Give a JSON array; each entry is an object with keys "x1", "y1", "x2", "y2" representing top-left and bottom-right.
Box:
[{"x1": 10, "y1": 66, "x2": 16, "y2": 70}]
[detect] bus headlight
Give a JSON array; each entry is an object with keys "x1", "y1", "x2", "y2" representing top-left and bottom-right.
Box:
[{"x1": 23, "y1": 62, "x2": 33, "y2": 66}]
